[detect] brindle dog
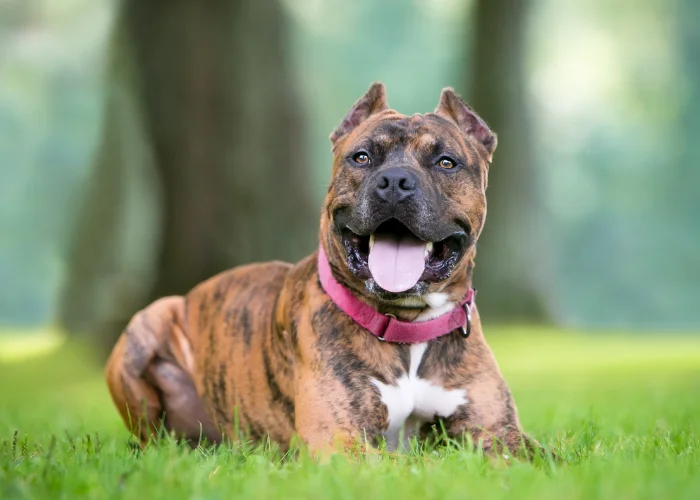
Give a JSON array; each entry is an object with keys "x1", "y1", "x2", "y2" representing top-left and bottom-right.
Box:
[{"x1": 106, "y1": 83, "x2": 544, "y2": 457}]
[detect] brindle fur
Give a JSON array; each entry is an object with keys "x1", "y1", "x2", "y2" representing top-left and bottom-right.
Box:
[{"x1": 106, "y1": 83, "x2": 544, "y2": 457}]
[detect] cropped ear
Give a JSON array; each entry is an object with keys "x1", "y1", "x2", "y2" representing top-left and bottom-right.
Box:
[
  {"x1": 330, "y1": 82, "x2": 389, "y2": 147},
  {"x1": 434, "y1": 88, "x2": 497, "y2": 163}
]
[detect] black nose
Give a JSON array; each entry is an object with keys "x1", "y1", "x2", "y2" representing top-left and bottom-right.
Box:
[{"x1": 375, "y1": 167, "x2": 418, "y2": 204}]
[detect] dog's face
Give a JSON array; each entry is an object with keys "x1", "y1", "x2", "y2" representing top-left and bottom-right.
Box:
[{"x1": 321, "y1": 83, "x2": 497, "y2": 303}]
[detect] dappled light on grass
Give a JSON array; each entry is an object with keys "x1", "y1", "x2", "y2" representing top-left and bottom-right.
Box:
[{"x1": 0, "y1": 327, "x2": 65, "y2": 363}]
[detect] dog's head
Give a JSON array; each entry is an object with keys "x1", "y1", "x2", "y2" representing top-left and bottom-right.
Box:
[{"x1": 320, "y1": 83, "x2": 496, "y2": 307}]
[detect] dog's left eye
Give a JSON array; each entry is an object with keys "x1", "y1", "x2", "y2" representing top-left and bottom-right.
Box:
[{"x1": 437, "y1": 157, "x2": 456, "y2": 169}]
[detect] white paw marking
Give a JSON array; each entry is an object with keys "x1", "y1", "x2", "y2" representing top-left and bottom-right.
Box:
[{"x1": 371, "y1": 343, "x2": 467, "y2": 451}]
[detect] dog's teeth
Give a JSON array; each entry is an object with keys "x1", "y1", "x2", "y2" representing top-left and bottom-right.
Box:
[
  {"x1": 369, "y1": 234, "x2": 375, "y2": 250},
  {"x1": 424, "y1": 242, "x2": 433, "y2": 259}
]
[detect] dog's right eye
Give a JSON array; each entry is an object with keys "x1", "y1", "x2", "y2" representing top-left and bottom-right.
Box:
[{"x1": 352, "y1": 152, "x2": 370, "y2": 165}]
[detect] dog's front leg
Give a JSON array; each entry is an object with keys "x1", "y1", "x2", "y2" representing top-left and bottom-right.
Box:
[
  {"x1": 442, "y1": 376, "x2": 548, "y2": 460},
  {"x1": 437, "y1": 330, "x2": 549, "y2": 460},
  {"x1": 293, "y1": 370, "x2": 367, "y2": 457}
]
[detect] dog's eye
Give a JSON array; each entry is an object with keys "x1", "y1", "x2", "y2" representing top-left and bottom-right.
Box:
[
  {"x1": 437, "y1": 157, "x2": 456, "y2": 169},
  {"x1": 353, "y1": 152, "x2": 370, "y2": 165}
]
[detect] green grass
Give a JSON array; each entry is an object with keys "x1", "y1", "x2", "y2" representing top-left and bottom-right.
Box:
[{"x1": 1, "y1": 328, "x2": 699, "y2": 499}]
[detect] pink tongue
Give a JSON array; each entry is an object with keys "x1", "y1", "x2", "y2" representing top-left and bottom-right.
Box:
[{"x1": 368, "y1": 233, "x2": 426, "y2": 293}]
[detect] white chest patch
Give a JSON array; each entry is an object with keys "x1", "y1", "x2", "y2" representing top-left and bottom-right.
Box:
[{"x1": 371, "y1": 343, "x2": 467, "y2": 451}]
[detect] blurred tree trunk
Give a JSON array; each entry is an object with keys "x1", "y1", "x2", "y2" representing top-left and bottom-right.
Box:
[
  {"x1": 59, "y1": 0, "x2": 316, "y2": 356},
  {"x1": 467, "y1": 0, "x2": 551, "y2": 322}
]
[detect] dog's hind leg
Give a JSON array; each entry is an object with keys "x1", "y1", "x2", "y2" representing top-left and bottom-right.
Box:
[{"x1": 105, "y1": 297, "x2": 219, "y2": 445}]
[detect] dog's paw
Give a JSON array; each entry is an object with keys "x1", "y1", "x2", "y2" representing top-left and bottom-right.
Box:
[{"x1": 480, "y1": 427, "x2": 556, "y2": 463}]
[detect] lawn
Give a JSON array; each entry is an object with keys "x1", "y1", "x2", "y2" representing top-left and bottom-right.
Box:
[{"x1": 1, "y1": 328, "x2": 699, "y2": 499}]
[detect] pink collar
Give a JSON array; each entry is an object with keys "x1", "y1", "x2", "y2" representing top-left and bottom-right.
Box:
[{"x1": 317, "y1": 246, "x2": 475, "y2": 344}]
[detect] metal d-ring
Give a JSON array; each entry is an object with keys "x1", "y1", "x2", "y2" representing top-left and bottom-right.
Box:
[{"x1": 458, "y1": 305, "x2": 472, "y2": 339}]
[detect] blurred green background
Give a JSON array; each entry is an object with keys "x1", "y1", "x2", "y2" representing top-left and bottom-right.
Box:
[
  {"x1": 1, "y1": 0, "x2": 699, "y2": 358},
  {"x1": 2, "y1": 4, "x2": 699, "y2": 496}
]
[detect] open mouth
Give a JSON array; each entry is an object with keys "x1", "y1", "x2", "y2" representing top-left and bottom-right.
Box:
[{"x1": 341, "y1": 219, "x2": 466, "y2": 294}]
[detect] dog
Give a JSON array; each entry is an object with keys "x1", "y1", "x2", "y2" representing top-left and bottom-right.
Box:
[{"x1": 106, "y1": 83, "x2": 543, "y2": 457}]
